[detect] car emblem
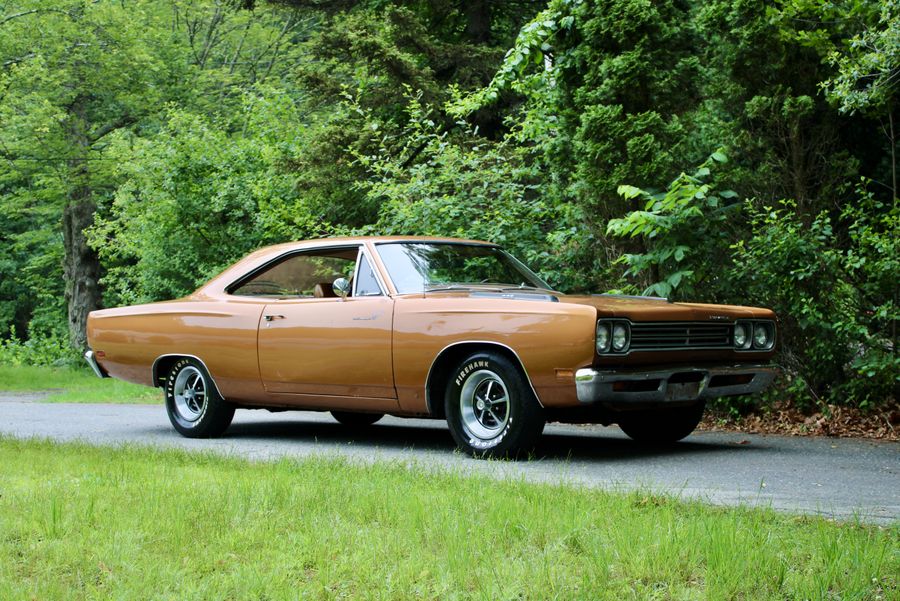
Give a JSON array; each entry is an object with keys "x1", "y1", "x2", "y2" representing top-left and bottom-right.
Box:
[{"x1": 708, "y1": 315, "x2": 730, "y2": 321}]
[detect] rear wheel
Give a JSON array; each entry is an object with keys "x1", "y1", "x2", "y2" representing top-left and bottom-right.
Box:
[
  {"x1": 331, "y1": 411, "x2": 384, "y2": 427},
  {"x1": 445, "y1": 351, "x2": 545, "y2": 458},
  {"x1": 165, "y1": 358, "x2": 234, "y2": 438},
  {"x1": 617, "y1": 401, "x2": 706, "y2": 443}
]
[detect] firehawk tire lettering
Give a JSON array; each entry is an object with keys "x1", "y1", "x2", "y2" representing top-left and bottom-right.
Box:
[{"x1": 454, "y1": 360, "x2": 490, "y2": 386}]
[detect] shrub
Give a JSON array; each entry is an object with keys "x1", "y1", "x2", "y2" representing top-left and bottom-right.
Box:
[
  {"x1": 606, "y1": 150, "x2": 739, "y2": 299},
  {"x1": 0, "y1": 327, "x2": 79, "y2": 368},
  {"x1": 731, "y1": 193, "x2": 898, "y2": 408}
]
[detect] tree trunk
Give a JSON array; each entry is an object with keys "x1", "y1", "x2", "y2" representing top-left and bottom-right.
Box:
[
  {"x1": 63, "y1": 195, "x2": 102, "y2": 352},
  {"x1": 63, "y1": 100, "x2": 103, "y2": 352},
  {"x1": 464, "y1": 0, "x2": 491, "y2": 45}
]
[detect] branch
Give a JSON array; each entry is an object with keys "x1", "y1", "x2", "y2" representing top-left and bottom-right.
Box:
[
  {"x1": 2, "y1": 52, "x2": 34, "y2": 67},
  {"x1": 88, "y1": 114, "x2": 138, "y2": 144},
  {"x1": 0, "y1": 8, "x2": 73, "y2": 27}
]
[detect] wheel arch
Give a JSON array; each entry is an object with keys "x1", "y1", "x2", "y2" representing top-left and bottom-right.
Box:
[
  {"x1": 152, "y1": 354, "x2": 225, "y2": 400},
  {"x1": 424, "y1": 341, "x2": 543, "y2": 418}
]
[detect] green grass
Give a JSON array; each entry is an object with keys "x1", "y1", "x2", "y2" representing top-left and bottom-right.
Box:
[
  {"x1": 0, "y1": 365, "x2": 159, "y2": 403},
  {"x1": 0, "y1": 438, "x2": 896, "y2": 600}
]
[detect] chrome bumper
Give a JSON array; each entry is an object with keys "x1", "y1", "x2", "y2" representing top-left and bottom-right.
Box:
[
  {"x1": 84, "y1": 350, "x2": 108, "y2": 379},
  {"x1": 575, "y1": 364, "x2": 776, "y2": 405}
]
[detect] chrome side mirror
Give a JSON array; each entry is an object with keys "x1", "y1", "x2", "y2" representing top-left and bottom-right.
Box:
[{"x1": 332, "y1": 277, "x2": 351, "y2": 299}]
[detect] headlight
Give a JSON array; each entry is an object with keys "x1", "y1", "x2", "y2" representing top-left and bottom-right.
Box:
[
  {"x1": 735, "y1": 320, "x2": 775, "y2": 350},
  {"x1": 596, "y1": 320, "x2": 629, "y2": 354},
  {"x1": 612, "y1": 323, "x2": 629, "y2": 351},
  {"x1": 753, "y1": 322, "x2": 774, "y2": 349},
  {"x1": 596, "y1": 322, "x2": 611, "y2": 353}
]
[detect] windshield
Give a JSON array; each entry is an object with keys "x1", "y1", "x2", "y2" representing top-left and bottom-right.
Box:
[{"x1": 376, "y1": 242, "x2": 552, "y2": 294}]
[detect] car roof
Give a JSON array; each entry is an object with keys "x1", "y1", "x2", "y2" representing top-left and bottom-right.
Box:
[
  {"x1": 257, "y1": 235, "x2": 497, "y2": 254},
  {"x1": 195, "y1": 236, "x2": 499, "y2": 298}
]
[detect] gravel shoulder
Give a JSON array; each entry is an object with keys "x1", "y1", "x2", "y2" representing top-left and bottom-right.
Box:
[{"x1": 0, "y1": 399, "x2": 897, "y2": 524}]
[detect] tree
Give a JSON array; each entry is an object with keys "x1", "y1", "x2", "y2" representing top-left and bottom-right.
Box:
[
  {"x1": 0, "y1": 2, "x2": 175, "y2": 348},
  {"x1": 0, "y1": 0, "x2": 306, "y2": 349}
]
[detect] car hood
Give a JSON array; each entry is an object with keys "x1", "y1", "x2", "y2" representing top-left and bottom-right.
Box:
[
  {"x1": 557, "y1": 294, "x2": 769, "y2": 321},
  {"x1": 416, "y1": 289, "x2": 772, "y2": 321}
]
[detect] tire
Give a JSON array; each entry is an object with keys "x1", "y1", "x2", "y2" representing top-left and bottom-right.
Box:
[
  {"x1": 444, "y1": 351, "x2": 545, "y2": 458},
  {"x1": 617, "y1": 401, "x2": 706, "y2": 444},
  {"x1": 164, "y1": 358, "x2": 235, "y2": 438},
  {"x1": 331, "y1": 411, "x2": 384, "y2": 427}
]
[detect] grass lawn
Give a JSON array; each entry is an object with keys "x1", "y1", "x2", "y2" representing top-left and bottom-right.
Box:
[
  {"x1": 0, "y1": 365, "x2": 158, "y2": 404},
  {"x1": 0, "y1": 438, "x2": 896, "y2": 600}
]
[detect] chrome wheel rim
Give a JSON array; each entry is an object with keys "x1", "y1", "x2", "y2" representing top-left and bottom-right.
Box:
[
  {"x1": 173, "y1": 366, "x2": 207, "y2": 422},
  {"x1": 460, "y1": 370, "x2": 510, "y2": 440}
]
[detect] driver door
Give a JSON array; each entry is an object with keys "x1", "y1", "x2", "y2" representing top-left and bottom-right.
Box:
[{"x1": 240, "y1": 246, "x2": 396, "y2": 407}]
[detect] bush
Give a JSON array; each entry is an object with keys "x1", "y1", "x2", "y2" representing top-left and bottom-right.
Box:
[
  {"x1": 353, "y1": 93, "x2": 572, "y2": 285},
  {"x1": 606, "y1": 150, "x2": 739, "y2": 299},
  {"x1": 731, "y1": 193, "x2": 898, "y2": 408},
  {"x1": 0, "y1": 327, "x2": 79, "y2": 368},
  {"x1": 609, "y1": 154, "x2": 897, "y2": 411}
]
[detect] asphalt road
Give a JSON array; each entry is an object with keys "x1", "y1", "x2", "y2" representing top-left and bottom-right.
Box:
[{"x1": 1, "y1": 397, "x2": 897, "y2": 524}]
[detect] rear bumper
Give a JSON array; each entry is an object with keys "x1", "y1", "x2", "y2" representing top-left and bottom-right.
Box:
[
  {"x1": 84, "y1": 350, "x2": 109, "y2": 379},
  {"x1": 575, "y1": 364, "x2": 776, "y2": 405}
]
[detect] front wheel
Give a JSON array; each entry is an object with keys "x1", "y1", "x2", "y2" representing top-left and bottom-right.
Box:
[
  {"x1": 165, "y1": 358, "x2": 235, "y2": 438},
  {"x1": 617, "y1": 401, "x2": 706, "y2": 443},
  {"x1": 445, "y1": 352, "x2": 545, "y2": 458}
]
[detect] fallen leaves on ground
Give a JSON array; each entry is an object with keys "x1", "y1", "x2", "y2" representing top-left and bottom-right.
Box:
[{"x1": 701, "y1": 401, "x2": 899, "y2": 441}]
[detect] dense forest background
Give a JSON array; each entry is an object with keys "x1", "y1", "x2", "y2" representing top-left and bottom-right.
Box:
[{"x1": 0, "y1": 0, "x2": 896, "y2": 410}]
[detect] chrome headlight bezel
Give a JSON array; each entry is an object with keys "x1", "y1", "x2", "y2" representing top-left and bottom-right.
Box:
[
  {"x1": 734, "y1": 319, "x2": 776, "y2": 351},
  {"x1": 596, "y1": 319, "x2": 630, "y2": 354}
]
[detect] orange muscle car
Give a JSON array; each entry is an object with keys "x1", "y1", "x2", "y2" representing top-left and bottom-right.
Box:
[{"x1": 85, "y1": 236, "x2": 777, "y2": 456}]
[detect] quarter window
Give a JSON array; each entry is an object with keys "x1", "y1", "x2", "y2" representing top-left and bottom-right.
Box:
[{"x1": 354, "y1": 255, "x2": 383, "y2": 297}]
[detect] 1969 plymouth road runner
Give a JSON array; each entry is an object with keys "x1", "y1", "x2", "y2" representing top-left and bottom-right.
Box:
[{"x1": 86, "y1": 236, "x2": 777, "y2": 457}]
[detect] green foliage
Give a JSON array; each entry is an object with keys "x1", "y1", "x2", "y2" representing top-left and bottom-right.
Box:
[
  {"x1": 0, "y1": 0, "x2": 310, "y2": 330},
  {"x1": 730, "y1": 193, "x2": 899, "y2": 407},
  {"x1": 352, "y1": 92, "x2": 560, "y2": 273},
  {"x1": 90, "y1": 93, "x2": 323, "y2": 305},
  {"x1": 837, "y1": 191, "x2": 900, "y2": 403},
  {"x1": 456, "y1": 0, "x2": 701, "y2": 204},
  {"x1": 771, "y1": 0, "x2": 898, "y2": 115},
  {"x1": 448, "y1": 0, "x2": 580, "y2": 117},
  {"x1": 607, "y1": 151, "x2": 738, "y2": 299},
  {"x1": 0, "y1": 328, "x2": 76, "y2": 368},
  {"x1": 823, "y1": 0, "x2": 900, "y2": 115},
  {"x1": 288, "y1": 3, "x2": 543, "y2": 229}
]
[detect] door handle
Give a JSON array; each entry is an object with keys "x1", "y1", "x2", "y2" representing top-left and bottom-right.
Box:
[{"x1": 264, "y1": 314, "x2": 285, "y2": 322}]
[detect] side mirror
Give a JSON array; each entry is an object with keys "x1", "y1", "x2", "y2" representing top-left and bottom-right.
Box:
[{"x1": 332, "y1": 277, "x2": 351, "y2": 299}]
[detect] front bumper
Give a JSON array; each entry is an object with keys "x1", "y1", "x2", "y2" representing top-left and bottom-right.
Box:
[
  {"x1": 84, "y1": 350, "x2": 108, "y2": 379},
  {"x1": 575, "y1": 364, "x2": 776, "y2": 405}
]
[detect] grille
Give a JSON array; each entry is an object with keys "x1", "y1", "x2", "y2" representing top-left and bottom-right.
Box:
[{"x1": 629, "y1": 322, "x2": 733, "y2": 351}]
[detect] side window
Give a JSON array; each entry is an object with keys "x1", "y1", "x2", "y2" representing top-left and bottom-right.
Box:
[
  {"x1": 230, "y1": 248, "x2": 357, "y2": 298},
  {"x1": 354, "y1": 255, "x2": 383, "y2": 297}
]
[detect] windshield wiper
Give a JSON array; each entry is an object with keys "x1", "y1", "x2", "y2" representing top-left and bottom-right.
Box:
[
  {"x1": 424, "y1": 285, "x2": 477, "y2": 293},
  {"x1": 425, "y1": 283, "x2": 555, "y2": 294},
  {"x1": 500, "y1": 285, "x2": 556, "y2": 293}
]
